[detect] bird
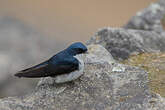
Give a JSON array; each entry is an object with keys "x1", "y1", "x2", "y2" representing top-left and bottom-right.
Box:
[{"x1": 14, "y1": 42, "x2": 88, "y2": 83}]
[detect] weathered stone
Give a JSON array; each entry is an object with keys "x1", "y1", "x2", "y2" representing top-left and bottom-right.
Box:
[
  {"x1": 149, "y1": 93, "x2": 165, "y2": 110},
  {"x1": 124, "y1": 0, "x2": 165, "y2": 34},
  {"x1": 0, "y1": 44, "x2": 164, "y2": 110},
  {"x1": 1, "y1": 0, "x2": 165, "y2": 109},
  {"x1": 87, "y1": 28, "x2": 165, "y2": 60},
  {"x1": 122, "y1": 52, "x2": 165, "y2": 97},
  {"x1": 85, "y1": 44, "x2": 115, "y2": 64}
]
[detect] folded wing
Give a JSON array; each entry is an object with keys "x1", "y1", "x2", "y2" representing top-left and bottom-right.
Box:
[
  {"x1": 47, "y1": 57, "x2": 79, "y2": 76},
  {"x1": 15, "y1": 61, "x2": 49, "y2": 78},
  {"x1": 14, "y1": 57, "x2": 79, "y2": 78}
]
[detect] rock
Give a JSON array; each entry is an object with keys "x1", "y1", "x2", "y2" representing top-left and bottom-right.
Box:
[
  {"x1": 124, "y1": 0, "x2": 165, "y2": 34},
  {"x1": 85, "y1": 44, "x2": 116, "y2": 64},
  {"x1": 0, "y1": 44, "x2": 164, "y2": 110},
  {"x1": 87, "y1": 28, "x2": 165, "y2": 60},
  {"x1": 87, "y1": 0, "x2": 165, "y2": 61},
  {"x1": 122, "y1": 52, "x2": 165, "y2": 97},
  {"x1": 149, "y1": 93, "x2": 165, "y2": 110},
  {"x1": 1, "y1": 0, "x2": 165, "y2": 109}
]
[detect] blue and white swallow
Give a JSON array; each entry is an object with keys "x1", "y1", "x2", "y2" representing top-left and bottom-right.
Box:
[{"x1": 15, "y1": 42, "x2": 88, "y2": 83}]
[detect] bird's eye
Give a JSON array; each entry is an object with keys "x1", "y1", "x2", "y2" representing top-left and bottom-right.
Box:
[
  {"x1": 78, "y1": 48, "x2": 83, "y2": 52},
  {"x1": 73, "y1": 47, "x2": 86, "y2": 54}
]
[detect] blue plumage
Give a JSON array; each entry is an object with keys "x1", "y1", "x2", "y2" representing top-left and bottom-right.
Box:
[{"x1": 15, "y1": 42, "x2": 87, "y2": 78}]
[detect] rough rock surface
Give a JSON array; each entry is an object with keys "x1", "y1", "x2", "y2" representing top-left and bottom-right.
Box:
[
  {"x1": 0, "y1": 44, "x2": 164, "y2": 110},
  {"x1": 87, "y1": 28, "x2": 165, "y2": 60},
  {"x1": 1, "y1": 0, "x2": 165, "y2": 110},
  {"x1": 124, "y1": 0, "x2": 165, "y2": 34},
  {"x1": 122, "y1": 52, "x2": 165, "y2": 97}
]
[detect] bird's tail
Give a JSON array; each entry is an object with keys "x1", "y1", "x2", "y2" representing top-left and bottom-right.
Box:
[{"x1": 15, "y1": 61, "x2": 49, "y2": 78}]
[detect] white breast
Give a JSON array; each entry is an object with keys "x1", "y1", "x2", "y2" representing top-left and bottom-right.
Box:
[{"x1": 54, "y1": 54, "x2": 84, "y2": 83}]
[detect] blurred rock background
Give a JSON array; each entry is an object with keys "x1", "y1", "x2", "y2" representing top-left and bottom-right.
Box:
[{"x1": 0, "y1": 0, "x2": 156, "y2": 97}]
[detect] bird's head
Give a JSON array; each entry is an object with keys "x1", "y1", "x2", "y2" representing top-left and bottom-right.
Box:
[{"x1": 66, "y1": 42, "x2": 88, "y2": 56}]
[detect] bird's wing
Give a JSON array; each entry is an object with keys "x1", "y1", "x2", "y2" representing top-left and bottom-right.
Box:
[
  {"x1": 14, "y1": 61, "x2": 49, "y2": 78},
  {"x1": 14, "y1": 57, "x2": 79, "y2": 78},
  {"x1": 48, "y1": 57, "x2": 79, "y2": 76}
]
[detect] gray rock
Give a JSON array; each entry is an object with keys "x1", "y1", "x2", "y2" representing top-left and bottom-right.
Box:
[
  {"x1": 124, "y1": 0, "x2": 165, "y2": 34},
  {"x1": 87, "y1": 28, "x2": 165, "y2": 60},
  {"x1": 0, "y1": 44, "x2": 164, "y2": 110},
  {"x1": 85, "y1": 44, "x2": 116, "y2": 64},
  {"x1": 1, "y1": 0, "x2": 165, "y2": 109}
]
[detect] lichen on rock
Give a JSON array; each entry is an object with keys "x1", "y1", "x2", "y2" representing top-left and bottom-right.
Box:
[
  {"x1": 1, "y1": 0, "x2": 165, "y2": 109},
  {"x1": 122, "y1": 52, "x2": 165, "y2": 97}
]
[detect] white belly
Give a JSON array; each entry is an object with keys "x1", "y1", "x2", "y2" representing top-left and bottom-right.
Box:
[{"x1": 54, "y1": 54, "x2": 84, "y2": 83}]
